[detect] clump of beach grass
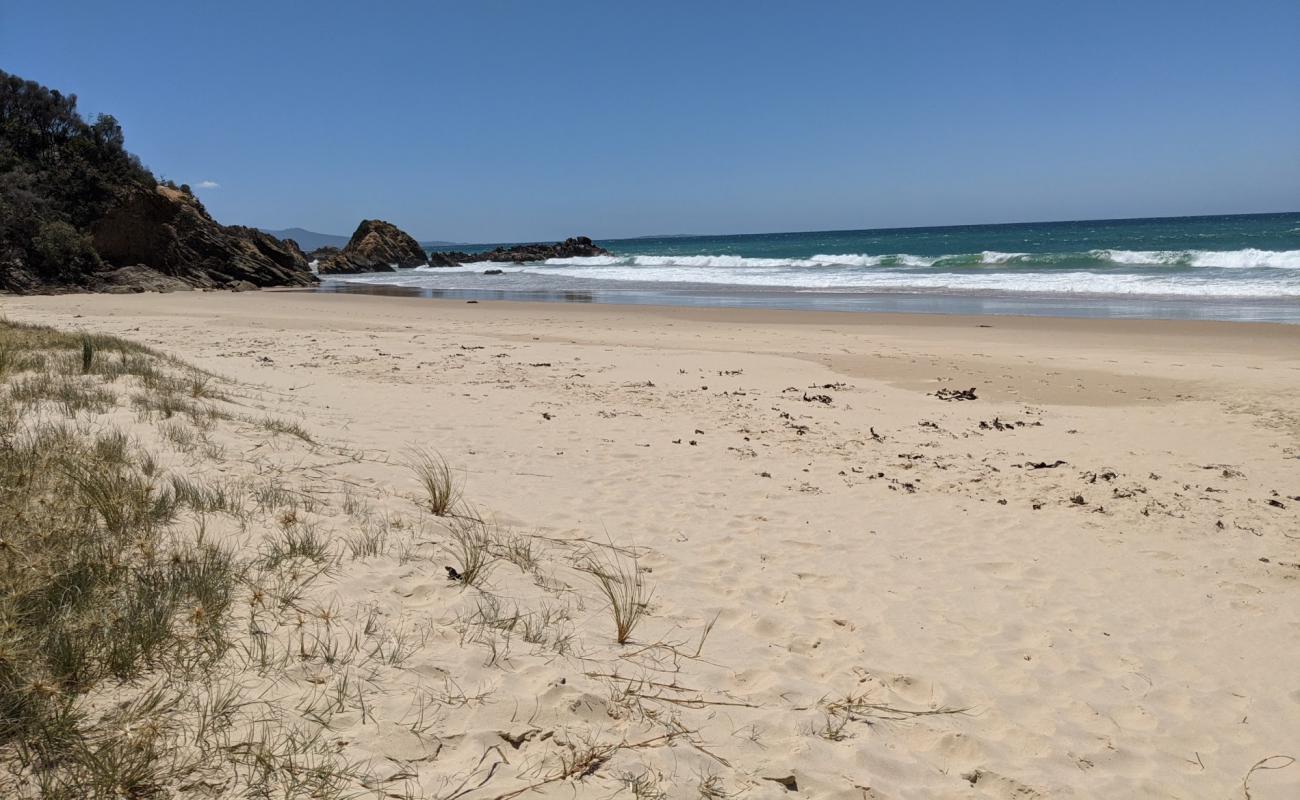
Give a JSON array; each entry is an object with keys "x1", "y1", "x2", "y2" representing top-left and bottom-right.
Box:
[
  {"x1": 578, "y1": 544, "x2": 653, "y2": 645},
  {"x1": 258, "y1": 415, "x2": 315, "y2": 444},
  {"x1": 446, "y1": 511, "x2": 497, "y2": 587},
  {"x1": 405, "y1": 446, "x2": 461, "y2": 516},
  {"x1": 80, "y1": 335, "x2": 94, "y2": 373}
]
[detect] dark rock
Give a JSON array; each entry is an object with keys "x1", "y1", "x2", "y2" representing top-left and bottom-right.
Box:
[
  {"x1": 483, "y1": 268, "x2": 505, "y2": 275},
  {"x1": 89, "y1": 264, "x2": 193, "y2": 293},
  {"x1": 932, "y1": 386, "x2": 979, "y2": 401},
  {"x1": 316, "y1": 250, "x2": 396, "y2": 275},
  {"x1": 281, "y1": 238, "x2": 308, "y2": 263},
  {"x1": 426, "y1": 249, "x2": 476, "y2": 267},
  {"x1": 91, "y1": 185, "x2": 318, "y2": 289},
  {"x1": 308, "y1": 245, "x2": 340, "y2": 262},
  {"x1": 425, "y1": 236, "x2": 611, "y2": 268},
  {"x1": 317, "y1": 219, "x2": 426, "y2": 274}
]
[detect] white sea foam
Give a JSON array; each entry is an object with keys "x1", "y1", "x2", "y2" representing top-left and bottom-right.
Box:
[
  {"x1": 979, "y1": 251, "x2": 1030, "y2": 264},
  {"x1": 1187, "y1": 248, "x2": 1300, "y2": 269},
  {"x1": 809, "y1": 253, "x2": 890, "y2": 267},
  {"x1": 534, "y1": 248, "x2": 1300, "y2": 271},
  {"x1": 333, "y1": 264, "x2": 1297, "y2": 298},
  {"x1": 1094, "y1": 249, "x2": 1300, "y2": 268}
]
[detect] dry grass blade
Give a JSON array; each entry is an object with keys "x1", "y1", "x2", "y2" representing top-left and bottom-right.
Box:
[
  {"x1": 822, "y1": 692, "x2": 971, "y2": 722},
  {"x1": 404, "y1": 447, "x2": 462, "y2": 516},
  {"x1": 1241, "y1": 755, "x2": 1296, "y2": 800}
]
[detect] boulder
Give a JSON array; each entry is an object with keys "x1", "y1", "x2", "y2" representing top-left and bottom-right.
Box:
[
  {"x1": 317, "y1": 219, "x2": 426, "y2": 274},
  {"x1": 91, "y1": 186, "x2": 318, "y2": 289},
  {"x1": 427, "y1": 250, "x2": 476, "y2": 267}
]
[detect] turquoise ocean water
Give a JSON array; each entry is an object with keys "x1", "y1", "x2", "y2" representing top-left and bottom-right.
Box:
[{"x1": 320, "y1": 213, "x2": 1300, "y2": 322}]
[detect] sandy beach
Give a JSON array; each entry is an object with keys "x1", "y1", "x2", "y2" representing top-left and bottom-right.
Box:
[{"x1": 3, "y1": 289, "x2": 1298, "y2": 798}]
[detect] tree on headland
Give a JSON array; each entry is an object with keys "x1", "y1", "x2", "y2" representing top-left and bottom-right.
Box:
[{"x1": 0, "y1": 70, "x2": 155, "y2": 287}]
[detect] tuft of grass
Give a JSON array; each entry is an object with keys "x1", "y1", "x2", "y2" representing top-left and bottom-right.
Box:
[
  {"x1": 168, "y1": 474, "x2": 247, "y2": 517},
  {"x1": 80, "y1": 336, "x2": 94, "y2": 374},
  {"x1": 261, "y1": 521, "x2": 335, "y2": 569},
  {"x1": 159, "y1": 419, "x2": 198, "y2": 452},
  {"x1": 404, "y1": 447, "x2": 461, "y2": 516},
  {"x1": 132, "y1": 389, "x2": 199, "y2": 420},
  {"x1": 10, "y1": 372, "x2": 117, "y2": 416},
  {"x1": 497, "y1": 532, "x2": 540, "y2": 573},
  {"x1": 62, "y1": 458, "x2": 175, "y2": 537},
  {"x1": 345, "y1": 524, "x2": 388, "y2": 560},
  {"x1": 578, "y1": 544, "x2": 653, "y2": 645},
  {"x1": 258, "y1": 415, "x2": 315, "y2": 444},
  {"x1": 446, "y1": 512, "x2": 496, "y2": 588}
]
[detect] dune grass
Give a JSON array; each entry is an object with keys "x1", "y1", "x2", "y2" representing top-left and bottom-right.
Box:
[
  {"x1": 0, "y1": 318, "x2": 245, "y2": 796},
  {"x1": 447, "y1": 510, "x2": 497, "y2": 587},
  {"x1": 405, "y1": 446, "x2": 462, "y2": 516},
  {"x1": 0, "y1": 317, "x2": 712, "y2": 797},
  {"x1": 578, "y1": 544, "x2": 653, "y2": 645}
]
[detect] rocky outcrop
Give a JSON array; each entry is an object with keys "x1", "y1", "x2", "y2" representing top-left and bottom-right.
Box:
[
  {"x1": 282, "y1": 237, "x2": 308, "y2": 263},
  {"x1": 425, "y1": 236, "x2": 609, "y2": 267},
  {"x1": 89, "y1": 185, "x2": 317, "y2": 290},
  {"x1": 317, "y1": 219, "x2": 426, "y2": 274}
]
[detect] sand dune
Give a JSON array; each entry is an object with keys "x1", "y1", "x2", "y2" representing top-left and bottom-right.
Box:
[{"x1": 4, "y1": 290, "x2": 1297, "y2": 798}]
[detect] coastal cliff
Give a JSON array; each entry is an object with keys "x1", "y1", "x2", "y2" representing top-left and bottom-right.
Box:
[{"x1": 90, "y1": 186, "x2": 316, "y2": 291}]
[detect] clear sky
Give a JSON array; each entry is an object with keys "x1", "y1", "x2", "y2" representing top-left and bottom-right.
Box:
[{"x1": 4, "y1": 0, "x2": 1298, "y2": 242}]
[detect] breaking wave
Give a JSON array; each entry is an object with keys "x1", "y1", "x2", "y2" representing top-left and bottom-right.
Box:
[
  {"x1": 523, "y1": 248, "x2": 1300, "y2": 271},
  {"x1": 366, "y1": 246, "x2": 1300, "y2": 299}
]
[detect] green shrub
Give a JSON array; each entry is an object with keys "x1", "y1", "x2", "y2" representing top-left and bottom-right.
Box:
[{"x1": 31, "y1": 220, "x2": 100, "y2": 273}]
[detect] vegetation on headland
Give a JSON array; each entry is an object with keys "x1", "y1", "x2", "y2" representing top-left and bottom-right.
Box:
[
  {"x1": 0, "y1": 72, "x2": 151, "y2": 285},
  {"x1": 0, "y1": 70, "x2": 314, "y2": 294}
]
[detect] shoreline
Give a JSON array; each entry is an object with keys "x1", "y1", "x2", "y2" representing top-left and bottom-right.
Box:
[{"x1": 314, "y1": 279, "x2": 1300, "y2": 325}]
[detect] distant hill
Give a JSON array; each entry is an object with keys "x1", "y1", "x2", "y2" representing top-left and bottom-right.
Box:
[
  {"x1": 261, "y1": 228, "x2": 462, "y2": 251},
  {"x1": 259, "y1": 228, "x2": 349, "y2": 251}
]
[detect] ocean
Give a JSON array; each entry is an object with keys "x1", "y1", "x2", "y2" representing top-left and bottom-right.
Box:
[{"x1": 319, "y1": 212, "x2": 1300, "y2": 323}]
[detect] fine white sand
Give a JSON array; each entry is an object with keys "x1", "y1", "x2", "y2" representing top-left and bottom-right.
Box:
[{"x1": 5, "y1": 289, "x2": 1298, "y2": 798}]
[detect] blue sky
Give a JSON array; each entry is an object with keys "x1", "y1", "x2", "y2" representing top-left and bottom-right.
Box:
[{"x1": 4, "y1": 0, "x2": 1298, "y2": 242}]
